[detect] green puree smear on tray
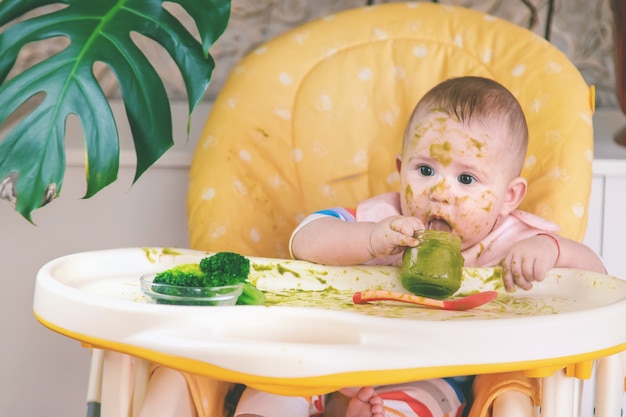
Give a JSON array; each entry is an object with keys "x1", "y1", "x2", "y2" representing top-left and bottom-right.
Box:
[
  {"x1": 263, "y1": 287, "x2": 566, "y2": 320},
  {"x1": 258, "y1": 265, "x2": 568, "y2": 321}
]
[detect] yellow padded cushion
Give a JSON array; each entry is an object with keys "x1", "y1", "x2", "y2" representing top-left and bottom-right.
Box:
[{"x1": 188, "y1": 2, "x2": 594, "y2": 258}]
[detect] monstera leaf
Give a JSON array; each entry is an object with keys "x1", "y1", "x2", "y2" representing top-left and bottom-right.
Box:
[{"x1": 0, "y1": 0, "x2": 231, "y2": 221}]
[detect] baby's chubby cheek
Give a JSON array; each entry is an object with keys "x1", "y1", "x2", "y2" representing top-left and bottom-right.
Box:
[
  {"x1": 479, "y1": 190, "x2": 497, "y2": 212},
  {"x1": 456, "y1": 199, "x2": 496, "y2": 236},
  {"x1": 401, "y1": 184, "x2": 425, "y2": 215}
]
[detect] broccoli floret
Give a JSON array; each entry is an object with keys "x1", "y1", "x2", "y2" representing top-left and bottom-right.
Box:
[
  {"x1": 200, "y1": 253, "x2": 265, "y2": 305},
  {"x1": 199, "y1": 252, "x2": 251, "y2": 287},
  {"x1": 153, "y1": 263, "x2": 205, "y2": 287},
  {"x1": 151, "y1": 263, "x2": 206, "y2": 303}
]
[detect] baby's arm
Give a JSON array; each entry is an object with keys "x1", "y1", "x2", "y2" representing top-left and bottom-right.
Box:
[
  {"x1": 291, "y1": 215, "x2": 423, "y2": 265},
  {"x1": 501, "y1": 234, "x2": 606, "y2": 291}
]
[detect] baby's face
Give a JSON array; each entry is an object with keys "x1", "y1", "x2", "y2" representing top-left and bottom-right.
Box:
[{"x1": 399, "y1": 110, "x2": 518, "y2": 249}]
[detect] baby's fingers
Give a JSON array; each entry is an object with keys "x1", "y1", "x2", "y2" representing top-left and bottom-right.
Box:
[
  {"x1": 389, "y1": 229, "x2": 417, "y2": 249},
  {"x1": 389, "y1": 222, "x2": 414, "y2": 238},
  {"x1": 389, "y1": 218, "x2": 424, "y2": 241},
  {"x1": 501, "y1": 255, "x2": 533, "y2": 291}
]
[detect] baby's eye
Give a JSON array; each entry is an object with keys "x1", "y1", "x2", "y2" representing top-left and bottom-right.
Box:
[
  {"x1": 458, "y1": 173, "x2": 476, "y2": 185},
  {"x1": 418, "y1": 165, "x2": 434, "y2": 176}
]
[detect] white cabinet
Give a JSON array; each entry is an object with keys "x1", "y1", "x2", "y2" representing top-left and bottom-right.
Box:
[
  {"x1": 585, "y1": 110, "x2": 626, "y2": 281},
  {"x1": 582, "y1": 108, "x2": 626, "y2": 415}
]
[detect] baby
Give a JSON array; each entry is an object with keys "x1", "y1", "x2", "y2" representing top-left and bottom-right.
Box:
[{"x1": 235, "y1": 76, "x2": 606, "y2": 417}]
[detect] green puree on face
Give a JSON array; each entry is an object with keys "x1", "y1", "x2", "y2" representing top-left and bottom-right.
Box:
[{"x1": 400, "y1": 231, "x2": 464, "y2": 299}]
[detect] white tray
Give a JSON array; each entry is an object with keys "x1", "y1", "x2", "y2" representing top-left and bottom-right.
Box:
[{"x1": 34, "y1": 247, "x2": 626, "y2": 394}]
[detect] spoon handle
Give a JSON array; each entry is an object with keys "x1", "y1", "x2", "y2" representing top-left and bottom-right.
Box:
[{"x1": 353, "y1": 290, "x2": 497, "y2": 311}]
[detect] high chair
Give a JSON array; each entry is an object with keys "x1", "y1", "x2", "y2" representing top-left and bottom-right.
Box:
[
  {"x1": 185, "y1": 2, "x2": 623, "y2": 416},
  {"x1": 32, "y1": 3, "x2": 625, "y2": 417}
]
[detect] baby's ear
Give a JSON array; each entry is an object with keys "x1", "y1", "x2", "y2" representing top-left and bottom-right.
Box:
[{"x1": 501, "y1": 176, "x2": 527, "y2": 215}]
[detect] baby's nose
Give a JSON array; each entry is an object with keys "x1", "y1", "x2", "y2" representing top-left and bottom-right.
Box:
[{"x1": 428, "y1": 181, "x2": 452, "y2": 203}]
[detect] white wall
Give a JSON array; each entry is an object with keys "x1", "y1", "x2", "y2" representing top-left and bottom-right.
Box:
[{"x1": 0, "y1": 102, "x2": 208, "y2": 417}]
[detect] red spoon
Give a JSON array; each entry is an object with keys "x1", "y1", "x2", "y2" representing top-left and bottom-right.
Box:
[{"x1": 353, "y1": 290, "x2": 498, "y2": 311}]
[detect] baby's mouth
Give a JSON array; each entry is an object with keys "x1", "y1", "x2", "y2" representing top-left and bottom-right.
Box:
[{"x1": 427, "y1": 218, "x2": 452, "y2": 233}]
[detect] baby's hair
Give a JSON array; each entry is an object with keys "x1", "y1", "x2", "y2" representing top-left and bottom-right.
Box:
[{"x1": 406, "y1": 76, "x2": 528, "y2": 175}]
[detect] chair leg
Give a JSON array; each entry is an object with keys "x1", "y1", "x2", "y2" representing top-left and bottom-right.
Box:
[
  {"x1": 131, "y1": 359, "x2": 151, "y2": 417},
  {"x1": 100, "y1": 351, "x2": 135, "y2": 417},
  {"x1": 86, "y1": 349, "x2": 188, "y2": 417},
  {"x1": 540, "y1": 369, "x2": 582, "y2": 417},
  {"x1": 86, "y1": 349, "x2": 105, "y2": 417},
  {"x1": 594, "y1": 354, "x2": 625, "y2": 417}
]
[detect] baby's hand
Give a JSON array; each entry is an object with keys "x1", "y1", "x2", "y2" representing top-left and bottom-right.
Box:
[
  {"x1": 500, "y1": 234, "x2": 560, "y2": 291},
  {"x1": 369, "y1": 215, "x2": 424, "y2": 259}
]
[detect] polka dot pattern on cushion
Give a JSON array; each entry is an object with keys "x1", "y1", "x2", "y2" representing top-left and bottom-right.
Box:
[{"x1": 187, "y1": 2, "x2": 594, "y2": 257}]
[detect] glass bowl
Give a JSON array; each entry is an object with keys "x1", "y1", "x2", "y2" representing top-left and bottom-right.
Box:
[{"x1": 140, "y1": 274, "x2": 243, "y2": 306}]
